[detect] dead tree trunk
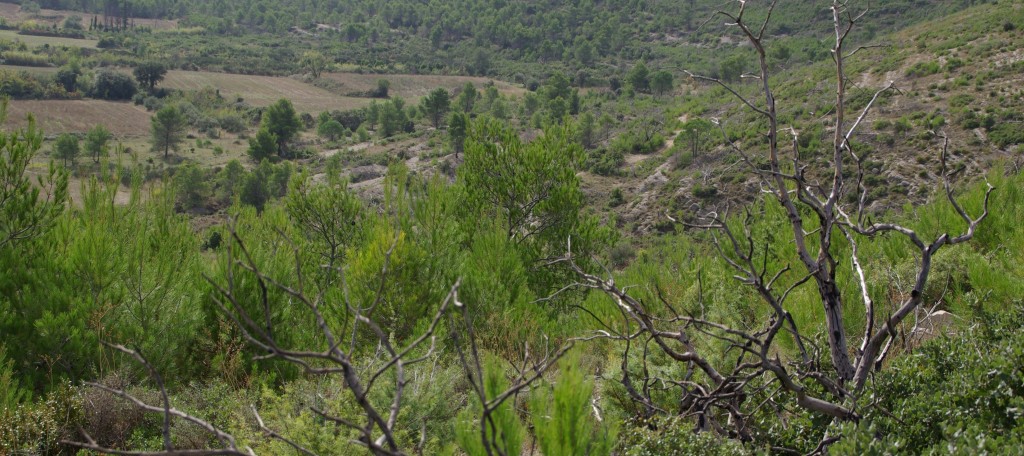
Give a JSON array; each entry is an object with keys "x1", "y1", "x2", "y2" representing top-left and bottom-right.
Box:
[{"x1": 566, "y1": 0, "x2": 993, "y2": 450}]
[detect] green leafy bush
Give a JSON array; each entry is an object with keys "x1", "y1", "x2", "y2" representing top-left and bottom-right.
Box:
[
  {"x1": 531, "y1": 354, "x2": 617, "y2": 456},
  {"x1": 617, "y1": 417, "x2": 749, "y2": 456}
]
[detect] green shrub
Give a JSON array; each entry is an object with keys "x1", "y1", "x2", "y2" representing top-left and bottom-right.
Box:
[
  {"x1": 0, "y1": 382, "x2": 82, "y2": 455},
  {"x1": 585, "y1": 148, "x2": 624, "y2": 176},
  {"x1": 692, "y1": 184, "x2": 718, "y2": 199},
  {"x1": 989, "y1": 123, "x2": 1024, "y2": 148},
  {"x1": 618, "y1": 417, "x2": 750, "y2": 456},
  {"x1": 0, "y1": 51, "x2": 48, "y2": 67},
  {"x1": 853, "y1": 304, "x2": 1024, "y2": 454},
  {"x1": 455, "y1": 357, "x2": 525, "y2": 456},
  {"x1": 609, "y1": 187, "x2": 625, "y2": 207},
  {"x1": 906, "y1": 61, "x2": 941, "y2": 78},
  {"x1": 531, "y1": 354, "x2": 616, "y2": 456}
]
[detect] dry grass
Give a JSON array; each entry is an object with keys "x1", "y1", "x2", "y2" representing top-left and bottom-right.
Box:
[
  {"x1": 159, "y1": 70, "x2": 371, "y2": 113},
  {"x1": 0, "y1": 29, "x2": 97, "y2": 49},
  {"x1": 4, "y1": 100, "x2": 153, "y2": 137},
  {"x1": 160, "y1": 70, "x2": 526, "y2": 113}
]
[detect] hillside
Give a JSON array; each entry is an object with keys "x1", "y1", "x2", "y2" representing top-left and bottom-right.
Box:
[
  {"x1": 2, "y1": 0, "x2": 1024, "y2": 455},
  {"x1": 585, "y1": 0, "x2": 1024, "y2": 234}
]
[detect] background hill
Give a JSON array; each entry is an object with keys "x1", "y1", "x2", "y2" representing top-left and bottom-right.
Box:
[{"x1": 2, "y1": 0, "x2": 1024, "y2": 454}]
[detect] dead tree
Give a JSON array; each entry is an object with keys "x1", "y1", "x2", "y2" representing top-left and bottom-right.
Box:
[
  {"x1": 62, "y1": 220, "x2": 566, "y2": 456},
  {"x1": 562, "y1": 0, "x2": 992, "y2": 450}
]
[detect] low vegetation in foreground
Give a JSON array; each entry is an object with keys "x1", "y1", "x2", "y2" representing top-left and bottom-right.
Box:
[{"x1": 2, "y1": 0, "x2": 1024, "y2": 455}]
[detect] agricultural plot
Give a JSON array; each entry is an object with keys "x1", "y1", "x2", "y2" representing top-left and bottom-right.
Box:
[
  {"x1": 321, "y1": 72, "x2": 526, "y2": 100},
  {"x1": 159, "y1": 70, "x2": 526, "y2": 113},
  {"x1": 0, "y1": 29, "x2": 98, "y2": 49},
  {"x1": 159, "y1": 70, "x2": 371, "y2": 113},
  {"x1": 4, "y1": 100, "x2": 153, "y2": 137},
  {"x1": 0, "y1": 3, "x2": 177, "y2": 31},
  {"x1": 0, "y1": 64, "x2": 58, "y2": 75}
]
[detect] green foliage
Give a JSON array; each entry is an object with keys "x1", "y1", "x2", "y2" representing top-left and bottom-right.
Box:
[
  {"x1": 531, "y1": 354, "x2": 616, "y2": 456},
  {"x1": 448, "y1": 111, "x2": 468, "y2": 154},
  {"x1": 906, "y1": 60, "x2": 942, "y2": 77},
  {"x1": 53, "y1": 132, "x2": 80, "y2": 167},
  {"x1": 62, "y1": 14, "x2": 84, "y2": 31},
  {"x1": 174, "y1": 162, "x2": 209, "y2": 210},
  {"x1": 460, "y1": 116, "x2": 581, "y2": 244},
  {"x1": 460, "y1": 116, "x2": 612, "y2": 304},
  {"x1": 374, "y1": 78, "x2": 391, "y2": 98},
  {"x1": 719, "y1": 54, "x2": 747, "y2": 82},
  {"x1": 150, "y1": 105, "x2": 187, "y2": 159},
  {"x1": 850, "y1": 304, "x2": 1024, "y2": 454},
  {"x1": 0, "y1": 114, "x2": 68, "y2": 252},
  {"x1": 247, "y1": 127, "x2": 278, "y2": 162},
  {"x1": 84, "y1": 124, "x2": 112, "y2": 163},
  {"x1": 0, "y1": 51, "x2": 49, "y2": 67},
  {"x1": 674, "y1": 118, "x2": 714, "y2": 161},
  {"x1": 285, "y1": 173, "x2": 364, "y2": 269},
  {"x1": 316, "y1": 119, "x2": 346, "y2": 141},
  {"x1": 584, "y1": 147, "x2": 624, "y2": 176},
  {"x1": 0, "y1": 346, "x2": 30, "y2": 410},
  {"x1": 0, "y1": 382, "x2": 82, "y2": 455},
  {"x1": 261, "y1": 98, "x2": 302, "y2": 156},
  {"x1": 239, "y1": 160, "x2": 292, "y2": 212},
  {"x1": 989, "y1": 123, "x2": 1024, "y2": 148},
  {"x1": 420, "y1": 87, "x2": 451, "y2": 129},
  {"x1": 455, "y1": 357, "x2": 525, "y2": 456},
  {"x1": 377, "y1": 97, "x2": 411, "y2": 138},
  {"x1": 626, "y1": 62, "x2": 650, "y2": 93},
  {"x1": 610, "y1": 130, "x2": 663, "y2": 156},
  {"x1": 579, "y1": 112, "x2": 597, "y2": 149},
  {"x1": 650, "y1": 70, "x2": 674, "y2": 96},
  {"x1": 91, "y1": 69, "x2": 138, "y2": 101},
  {"x1": 300, "y1": 50, "x2": 329, "y2": 79},
  {"x1": 456, "y1": 82, "x2": 478, "y2": 113},
  {"x1": 133, "y1": 61, "x2": 168, "y2": 92},
  {"x1": 618, "y1": 417, "x2": 750, "y2": 456},
  {"x1": 355, "y1": 124, "x2": 370, "y2": 142},
  {"x1": 55, "y1": 64, "x2": 82, "y2": 93}
]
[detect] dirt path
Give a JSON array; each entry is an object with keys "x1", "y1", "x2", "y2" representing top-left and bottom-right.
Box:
[
  {"x1": 623, "y1": 113, "x2": 690, "y2": 166},
  {"x1": 661, "y1": 113, "x2": 689, "y2": 151}
]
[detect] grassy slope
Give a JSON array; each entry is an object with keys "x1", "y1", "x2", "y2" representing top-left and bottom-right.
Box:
[{"x1": 592, "y1": 0, "x2": 1024, "y2": 235}]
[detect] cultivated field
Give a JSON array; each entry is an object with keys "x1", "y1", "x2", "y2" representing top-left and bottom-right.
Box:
[
  {"x1": 321, "y1": 72, "x2": 527, "y2": 99},
  {"x1": 160, "y1": 70, "x2": 526, "y2": 113},
  {"x1": 0, "y1": 3, "x2": 178, "y2": 31},
  {"x1": 4, "y1": 100, "x2": 153, "y2": 137},
  {"x1": 0, "y1": 64, "x2": 58, "y2": 75},
  {"x1": 0, "y1": 29, "x2": 98, "y2": 49},
  {"x1": 1, "y1": 67, "x2": 528, "y2": 139},
  {"x1": 159, "y1": 70, "x2": 370, "y2": 113}
]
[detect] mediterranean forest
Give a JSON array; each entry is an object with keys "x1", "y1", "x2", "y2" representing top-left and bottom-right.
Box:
[{"x1": 2, "y1": 0, "x2": 1024, "y2": 454}]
